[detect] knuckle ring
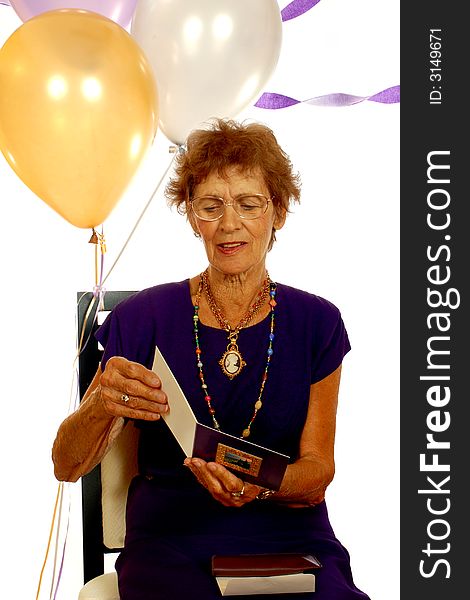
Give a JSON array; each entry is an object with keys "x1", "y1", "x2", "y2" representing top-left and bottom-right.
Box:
[
  {"x1": 230, "y1": 482, "x2": 245, "y2": 499},
  {"x1": 121, "y1": 394, "x2": 130, "y2": 403}
]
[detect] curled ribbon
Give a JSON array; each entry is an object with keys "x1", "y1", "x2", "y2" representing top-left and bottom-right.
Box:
[{"x1": 255, "y1": 85, "x2": 400, "y2": 109}]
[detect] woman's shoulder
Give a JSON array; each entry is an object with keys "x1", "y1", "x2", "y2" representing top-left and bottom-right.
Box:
[
  {"x1": 110, "y1": 279, "x2": 190, "y2": 316},
  {"x1": 276, "y1": 283, "x2": 351, "y2": 373},
  {"x1": 276, "y1": 282, "x2": 342, "y2": 318},
  {"x1": 95, "y1": 280, "x2": 191, "y2": 350}
]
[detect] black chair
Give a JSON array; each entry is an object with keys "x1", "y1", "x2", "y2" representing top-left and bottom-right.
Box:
[{"x1": 77, "y1": 291, "x2": 138, "y2": 600}]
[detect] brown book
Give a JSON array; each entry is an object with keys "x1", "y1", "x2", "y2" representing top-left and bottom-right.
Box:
[
  {"x1": 212, "y1": 553, "x2": 322, "y2": 577},
  {"x1": 212, "y1": 553, "x2": 322, "y2": 596}
]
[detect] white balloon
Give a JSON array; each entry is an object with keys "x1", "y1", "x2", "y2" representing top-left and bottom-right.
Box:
[{"x1": 131, "y1": 0, "x2": 282, "y2": 145}]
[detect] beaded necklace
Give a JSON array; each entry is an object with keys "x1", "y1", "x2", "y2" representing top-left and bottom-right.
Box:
[
  {"x1": 201, "y1": 268, "x2": 270, "y2": 379},
  {"x1": 193, "y1": 272, "x2": 277, "y2": 438}
]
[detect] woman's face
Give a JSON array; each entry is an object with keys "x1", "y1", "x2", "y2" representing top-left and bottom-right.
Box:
[{"x1": 190, "y1": 167, "x2": 286, "y2": 278}]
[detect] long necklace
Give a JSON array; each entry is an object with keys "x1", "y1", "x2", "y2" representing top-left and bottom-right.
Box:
[
  {"x1": 201, "y1": 268, "x2": 271, "y2": 379},
  {"x1": 193, "y1": 274, "x2": 277, "y2": 438}
]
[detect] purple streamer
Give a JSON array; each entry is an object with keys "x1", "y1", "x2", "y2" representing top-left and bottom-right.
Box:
[
  {"x1": 281, "y1": 0, "x2": 321, "y2": 22},
  {"x1": 305, "y1": 93, "x2": 365, "y2": 107},
  {"x1": 0, "y1": 0, "x2": 321, "y2": 18},
  {"x1": 255, "y1": 93, "x2": 300, "y2": 109},
  {"x1": 368, "y1": 85, "x2": 401, "y2": 104},
  {"x1": 255, "y1": 86, "x2": 400, "y2": 109}
]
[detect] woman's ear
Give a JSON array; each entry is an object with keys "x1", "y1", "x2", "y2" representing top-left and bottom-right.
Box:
[
  {"x1": 274, "y1": 207, "x2": 287, "y2": 231},
  {"x1": 188, "y1": 209, "x2": 201, "y2": 237}
]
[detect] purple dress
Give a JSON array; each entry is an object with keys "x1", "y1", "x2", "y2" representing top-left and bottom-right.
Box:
[{"x1": 96, "y1": 280, "x2": 370, "y2": 600}]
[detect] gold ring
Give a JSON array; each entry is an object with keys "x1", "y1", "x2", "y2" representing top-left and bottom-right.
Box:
[
  {"x1": 121, "y1": 394, "x2": 130, "y2": 403},
  {"x1": 230, "y1": 483, "x2": 245, "y2": 498}
]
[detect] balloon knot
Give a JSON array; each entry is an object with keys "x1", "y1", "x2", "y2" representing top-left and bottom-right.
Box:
[
  {"x1": 93, "y1": 284, "x2": 106, "y2": 299},
  {"x1": 169, "y1": 144, "x2": 186, "y2": 154}
]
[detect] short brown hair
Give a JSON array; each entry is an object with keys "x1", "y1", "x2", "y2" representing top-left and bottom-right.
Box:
[{"x1": 165, "y1": 118, "x2": 301, "y2": 224}]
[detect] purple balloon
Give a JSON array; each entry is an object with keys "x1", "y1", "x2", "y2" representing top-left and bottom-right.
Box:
[{"x1": 9, "y1": 0, "x2": 137, "y2": 27}]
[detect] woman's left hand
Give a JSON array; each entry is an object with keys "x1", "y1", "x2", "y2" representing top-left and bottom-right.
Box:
[{"x1": 184, "y1": 458, "x2": 261, "y2": 507}]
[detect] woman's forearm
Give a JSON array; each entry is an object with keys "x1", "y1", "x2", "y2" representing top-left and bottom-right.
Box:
[
  {"x1": 273, "y1": 455, "x2": 335, "y2": 507},
  {"x1": 52, "y1": 385, "x2": 124, "y2": 482}
]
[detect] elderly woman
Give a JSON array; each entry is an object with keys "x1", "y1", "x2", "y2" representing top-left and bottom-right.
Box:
[{"x1": 52, "y1": 119, "x2": 370, "y2": 599}]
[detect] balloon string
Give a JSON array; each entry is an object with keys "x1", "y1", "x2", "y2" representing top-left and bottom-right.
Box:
[
  {"x1": 35, "y1": 482, "x2": 63, "y2": 600},
  {"x1": 34, "y1": 150, "x2": 179, "y2": 599},
  {"x1": 34, "y1": 484, "x2": 74, "y2": 600},
  {"x1": 80, "y1": 149, "x2": 179, "y2": 355},
  {"x1": 51, "y1": 485, "x2": 71, "y2": 600},
  {"x1": 95, "y1": 226, "x2": 106, "y2": 297},
  {"x1": 35, "y1": 295, "x2": 87, "y2": 599},
  {"x1": 35, "y1": 227, "x2": 108, "y2": 599},
  {"x1": 94, "y1": 242, "x2": 99, "y2": 288},
  {"x1": 36, "y1": 297, "x2": 95, "y2": 598},
  {"x1": 101, "y1": 148, "x2": 179, "y2": 287},
  {"x1": 76, "y1": 293, "x2": 99, "y2": 359},
  {"x1": 88, "y1": 227, "x2": 107, "y2": 310},
  {"x1": 48, "y1": 481, "x2": 66, "y2": 600}
]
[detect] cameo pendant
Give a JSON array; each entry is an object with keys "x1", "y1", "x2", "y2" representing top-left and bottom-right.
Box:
[{"x1": 219, "y1": 341, "x2": 246, "y2": 379}]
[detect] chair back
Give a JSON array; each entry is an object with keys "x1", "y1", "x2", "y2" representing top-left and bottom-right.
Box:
[
  {"x1": 78, "y1": 291, "x2": 137, "y2": 583},
  {"x1": 101, "y1": 420, "x2": 139, "y2": 550},
  {"x1": 78, "y1": 422, "x2": 139, "y2": 600}
]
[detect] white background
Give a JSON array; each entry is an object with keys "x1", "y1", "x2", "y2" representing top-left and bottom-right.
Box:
[{"x1": 0, "y1": 1, "x2": 399, "y2": 598}]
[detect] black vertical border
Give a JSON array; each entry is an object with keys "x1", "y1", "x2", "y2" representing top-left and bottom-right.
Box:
[{"x1": 401, "y1": 4, "x2": 467, "y2": 599}]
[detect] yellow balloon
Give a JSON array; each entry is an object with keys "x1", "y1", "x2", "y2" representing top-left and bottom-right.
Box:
[{"x1": 0, "y1": 9, "x2": 158, "y2": 228}]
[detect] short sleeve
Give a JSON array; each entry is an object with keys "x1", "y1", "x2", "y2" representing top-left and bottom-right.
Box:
[
  {"x1": 95, "y1": 309, "x2": 123, "y2": 368},
  {"x1": 93, "y1": 282, "x2": 190, "y2": 372},
  {"x1": 311, "y1": 308, "x2": 351, "y2": 384}
]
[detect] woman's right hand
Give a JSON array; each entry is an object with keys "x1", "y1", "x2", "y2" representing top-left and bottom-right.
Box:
[{"x1": 99, "y1": 356, "x2": 168, "y2": 421}]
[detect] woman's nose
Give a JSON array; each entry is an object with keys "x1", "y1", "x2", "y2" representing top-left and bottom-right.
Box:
[{"x1": 218, "y1": 203, "x2": 241, "y2": 231}]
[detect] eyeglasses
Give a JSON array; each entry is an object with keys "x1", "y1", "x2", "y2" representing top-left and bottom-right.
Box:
[{"x1": 190, "y1": 194, "x2": 271, "y2": 221}]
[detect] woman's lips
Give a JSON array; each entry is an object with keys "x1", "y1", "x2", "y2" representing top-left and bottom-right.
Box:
[{"x1": 217, "y1": 241, "x2": 247, "y2": 255}]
